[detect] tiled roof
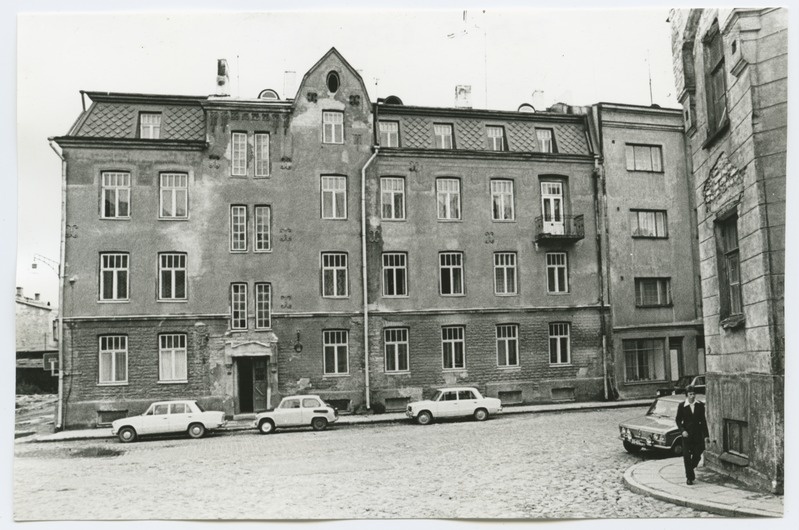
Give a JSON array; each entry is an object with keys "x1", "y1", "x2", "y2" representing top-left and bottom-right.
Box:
[
  {"x1": 76, "y1": 103, "x2": 205, "y2": 141},
  {"x1": 79, "y1": 104, "x2": 135, "y2": 138}
]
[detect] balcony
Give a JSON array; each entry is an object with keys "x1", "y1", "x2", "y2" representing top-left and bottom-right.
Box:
[{"x1": 534, "y1": 214, "x2": 585, "y2": 244}]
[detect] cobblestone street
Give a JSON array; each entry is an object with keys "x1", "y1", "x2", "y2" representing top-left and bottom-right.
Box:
[{"x1": 14, "y1": 407, "x2": 714, "y2": 520}]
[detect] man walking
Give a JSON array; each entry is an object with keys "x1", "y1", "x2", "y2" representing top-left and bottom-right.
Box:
[{"x1": 675, "y1": 386, "x2": 710, "y2": 485}]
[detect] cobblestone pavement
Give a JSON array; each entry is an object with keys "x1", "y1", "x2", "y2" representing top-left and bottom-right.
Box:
[{"x1": 13, "y1": 407, "x2": 714, "y2": 520}]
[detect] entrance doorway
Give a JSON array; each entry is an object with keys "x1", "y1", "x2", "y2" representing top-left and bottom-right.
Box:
[{"x1": 236, "y1": 357, "x2": 269, "y2": 413}]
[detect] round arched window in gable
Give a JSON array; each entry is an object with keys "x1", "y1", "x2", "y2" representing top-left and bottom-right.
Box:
[{"x1": 326, "y1": 71, "x2": 340, "y2": 93}]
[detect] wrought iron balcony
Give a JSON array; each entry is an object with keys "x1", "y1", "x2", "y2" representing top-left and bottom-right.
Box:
[{"x1": 534, "y1": 214, "x2": 585, "y2": 244}]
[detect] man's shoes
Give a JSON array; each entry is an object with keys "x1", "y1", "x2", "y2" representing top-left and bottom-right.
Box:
[{"x1": 686, "y1": 479, "x2": 694, "y2": 485}]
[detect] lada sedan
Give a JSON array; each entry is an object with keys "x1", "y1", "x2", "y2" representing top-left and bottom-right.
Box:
[
  {"x1": 112, "y1": 400, "x2": 226, "y2": 443},
  {"x1": 406, "y1": 387, "x2": 502, "y2": 425},
  {"x1": 618, "y1": 394, "x2": 704, "y2": 456},
  {"x1": 254, "y1": 395, "x2": 338, "y2": 434}
]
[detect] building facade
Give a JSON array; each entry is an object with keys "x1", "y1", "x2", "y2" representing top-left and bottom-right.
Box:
[
  {"x1": 15, "y1": 287, "x2": 58, "y2": 392},
  {"x1": 670, "y1": 8, "x2": 786, "y2": 493}
]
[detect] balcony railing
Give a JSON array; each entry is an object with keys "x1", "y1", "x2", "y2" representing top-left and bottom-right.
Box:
[{"x1": 534, "y1": 214, "x2": 585, "y2": 244}]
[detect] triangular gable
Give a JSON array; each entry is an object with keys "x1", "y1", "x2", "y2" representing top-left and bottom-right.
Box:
[{"x1": 293, "y1": 47, "x2": 371, "y2": 103}]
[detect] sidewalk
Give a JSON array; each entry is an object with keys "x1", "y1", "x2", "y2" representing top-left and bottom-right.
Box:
[
  {"x1": 624, "y1": 458, "x2": 783, "y2": 517},
  {"x1": 17, "y1": 398, "x2": 653, "y2": 443}
]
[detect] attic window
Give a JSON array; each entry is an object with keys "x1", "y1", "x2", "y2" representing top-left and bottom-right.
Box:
[
  {"x1": 258, "y1": 89, "x2": 279, "y2": 100},
  {"x1": 326, "y1": 71, "x2": 340, "y2": 93}
]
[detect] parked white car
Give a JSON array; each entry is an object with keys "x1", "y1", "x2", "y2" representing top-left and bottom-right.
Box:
[
  {"x1": 254, "y1": 395, "x2": 339, "y2": 434},
  {"x1": 112, "y1": 400, "x2": 226, "y2": 443},
  {"x1": 406, "y1": 387, "x2": 502, "y2": 425}
]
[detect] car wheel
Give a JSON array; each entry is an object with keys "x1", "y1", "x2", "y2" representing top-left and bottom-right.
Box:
[
  {"x1": 623, "y1": 441, "x2": 642, "y2": 454},
  {"x1": 311, "y1": 417, "x2": 328, "y2": 431},
  {"x1": 258, "y1": 419, "x2": 275, "y2": 435},
  {"x1": 416, "y1": 411, "x2": 433, "y2": 425},
  {"x1": 117, "y1": 426, "x2": 137, "y2": 443},
  {"x1": 473, "y1": 408, "x2": 489, "y2": 421},
  {"x1": 671, "y1": 440, "x2": 684, "y2": 457},
  {"x1": 187, "y1": 423, "x2": 206, "y2": 439}
]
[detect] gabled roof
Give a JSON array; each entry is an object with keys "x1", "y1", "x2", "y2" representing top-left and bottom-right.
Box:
[{"x1": 293, "y1": 47, "x2": 371, "y2": 103}]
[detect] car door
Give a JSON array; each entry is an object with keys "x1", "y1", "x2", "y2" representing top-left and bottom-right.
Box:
[
  {"x1": 458, "y1": 390, "x2": 479, "y2": 416},
  {"x1": 436, "y1": 391, "x2": 460, "y2": 418},
  {"x1": 275, "y1": 398, "x2": 303, "y2": 427},
  {"x1": 168, "y1": 402, "x2": 191, "y2": 432},
  {"x1": 140, "y1": 403, "x2": 170, "y2": 435},
  {"x1": 301, "y1": 397, "x2": 323, "y2": 424}
]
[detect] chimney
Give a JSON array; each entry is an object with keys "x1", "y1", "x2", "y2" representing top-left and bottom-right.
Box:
[
  {"x1": 455, "y1": 85, "x2": 472, "y2": 109},
  {"x1": 283, "y1": 71, "x2": 297, "y2": 100},
  {"x1": 16, "y1": 286, "x2": 22, "y2": 298},
  {"x1": 216, "y1": 59, "x2": 230, "y2": 96},
  {"x1": 35, "y1": 293, "x2": 41, "y2": 301}
]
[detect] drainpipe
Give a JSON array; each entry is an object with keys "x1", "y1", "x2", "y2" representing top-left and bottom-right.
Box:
[
  {"x1": 48, "y1": 138, "x2": 67, "y2": 430},
  {"x1": 592, "y1": 157, "x2": 608, "y2": 401},
  {"x1": 361, "y1": 147, "x2": 379, "y2": 410}
]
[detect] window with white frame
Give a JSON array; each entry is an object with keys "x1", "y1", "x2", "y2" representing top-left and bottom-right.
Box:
[
  {"x1": 255, "y1": 283, "x2": 271, "y2": 329},
  {"x1": 99, "y1": 335, "x2": 128, "y2": 384},
  {"x1": 254, "y1": 205, "x2": 271, "y2": 252},
  {"x1": 101, "y1": 172, "x2": 130, "y2": 219},
  {"x1": 322, "y1": 253, "x2": 348, "y2": 298},
  {"x1": 381, "y1": 177, "x2": 405, "y2": 220},
  {"x1": 704, "y1": 22, "x2": 728, "y2": 137},
  {"x1": 635, "y1": 278, "x2": 672, "y2": 307},
  {"x1": 230, "y1": 283, "x2": 247, "y2": 330},
  {"x1": 623, "y1": 338, "x2": 666, "y2": 382},
  {"x1": 630, "y1": 209, "x2": 668, "y2": 238},
  {"x1": 159, "y1": 173, "x2": 188, "y2": 218},
  {"x1": 486, "y1": 126, "x2": 506, "y2": 151},
  {"x1": 494, "y1": 252, "x2": 517, "y2": 295},
  {"x1": 231, "y1": 132, "x2": 247, "y2": 176},
  {"x1": 321, "y1": 176, "x2": 347, "y2": 219},
  {"x1": 159, "y1": 253, "x2": 187, "y2": 300},
  {"x1": 230, "y1": 205, "x2": 247, "y2": 251},
  {"x1": 536, "y1": 128, "x2": 556, "y2": 153},
  {"x1": 490, "y1": 179, "x2": 514, "y2": 221},
  {"x1": 384, "y1": 328, "x2": 409, "y2": 372},
  {"x1": 323, "y1": 111, "x2": 344, "y2": 144},
  {"x1": 254, "y1": 133, "x2": 270, "y2": 177},
  {"x1": 434, "y1": 123, "x2": 454, "y2": 149},
  {"x1": 323, "y1": 330, "x2": 349, "y2": 374},
  {"x1": 379, "y1": 121, "x2": 399, "y2": 147},
  {"x1": 382, "y1": 252, "x2": 408, "y2": 297},
  {"x1": 719, "y1": 215, "x2": 742, "y2": 318},
  {"x1": 442, "y1": 326, "x2": 465, "y2": 369},
  {"x1": 99, "y1": 253, "x2": 129, "y2": 301},
  {"x1": 436, "y1": 178, "x2": 461, "y2": 220},
  {"x1": 139, "y1": 113, "x2": 161, "y2": 139},
  {"x1": 625, "y1": 144, "x2": 663, "y2": 172},
  {"x1": 548, "y1": 322, "x2": 571, "y2": 364},
  {"x1": 546, "y1": 252, "x2": 569, "y2": 293},
  {"x1": 496, "y1": 324, "x2": 519, "y2": 367},
  {"x1": 159, "y1": 334, "x2": 187, "y2": 382},
  {"x1": 439, "y1": 252, "x2": 464, "y2": 295}
]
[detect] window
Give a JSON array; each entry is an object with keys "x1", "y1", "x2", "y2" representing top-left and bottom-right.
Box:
[
  {"x1": 548, "y1": 323, "x2": 571, "y2": 365},
  {"x1": 442, "y1": 326, "x2": 465, "y2": 369},
  {"x1": 254, "y1": 205, "x2": 271, "y2": 252},
  {"x1": 635, "y1": 278, "x2": 672, "y2": 307},
  {"x1": 494, "y1": 252, "x2": 517, "y2": 295},
  {"x1": 630, "y1": 210, "x2": 668, "y2": 238},
  {"x1": 625, "y1": 144, "x2": 663, "y2": 172},
  {"x1": 326, "y1": 71, "x2": 340, "y2": 93},
  {"x1": 623, "y1": 338, "x2": 666, "y2": 382},
  {"x1": 323, "y1": 330, "x2": 349, "y2": 374},
  {"x1": 101, "y1": 172, "x2": 130, "y2": 219},
  {"x1": 379, "y1": 121, "x2": 399, "y2": 147},
  {"x1": 159, "y1": 253, "x2": 187, "y2": 300},
  {"x1": 321, "y1": 176, "x2": 347, "y2": 219},
  {"x1": 99, "y1": 253, "x2": 129, "y2": 301},
  {"x1": 170, "y1": 403, "x2": 188, "y2": 414},
  {"x1": 384, "y1": 328, "x2": 409, "y2": 373},
  {"x1": 439, "y1": 252, "x2": 464, "y2": 295},
  {"x1": 723, "y1": 419, "x2": 748, "y2": 457},
  {"x1": 254, "y1": 133, "x2": 270, "y2": 177},
  {"x1": 490, "y1": 179, "x2": 514, "y2": 221},
  {"x1": 718, "y1": 215, "x2": 742, "y2": 318},
  {"x1": 536, "y1": 128, "x2": 556, "y2": 153},
  {"x1": 382, "y1": 252, "x2": 408, "y2": 297},
  {"x1": 323, "y1": 111, "x2": 344, "y2": 144},
  {"x1": 436, "y1": 178, "x2": 461, "y2": 220},
  {"x1": 255, "y1": 283, "x2": 271, "y2": 329},
  {"x1": 230, "y1": 205, "x2": 248, "y2": 251},
  {"x1": 139, "y1": 113, "x2": 161, "y2": 139},
  {"x1": 99, "y1": 335, "x2": 127, "y2": 384},
  {"x1": 231, "y1": 132, "x2": 247, "y2": 176},
  {"x1": 486, "y1": 126, "x2": 506, "y2": 151},
  {"x1": 704, "y1": 23, "x2": 728, "y2": 136},
  {"x1": 159, "y1": 334, "x2": 187, "y2": 382},
  {"x1": 159, "y1": 173, "x2": 188, "y2": 218},
  {"x1": 322, "y1": 253, "x2": 348, "y2": 298},
  {"x1": 496, "y1": 324, "x2": 519, "y2": 367},
  {"x1": 381, "y1": 177, "x2": 405, "y2": 220},
  {"x1": 546, "y1": 252, "x2": 569, "y2": 293},
  {"x1": 434, "y1": 124, "x2": 454, "y2": 149},
  {"x1": 230, "y1": 283, "x2": 247, "y2": 330}
]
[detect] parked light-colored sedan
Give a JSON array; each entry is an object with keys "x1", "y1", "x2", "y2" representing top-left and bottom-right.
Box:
[
  {"x1": 254, "y1": 395, "x2": 339, "y2": 434},
  {"x1": 112, "y1": 400, "x2": 226, "y2": 443},
  {"x1": 406, "y1": 387, "x2": 502, "y2": 425}
]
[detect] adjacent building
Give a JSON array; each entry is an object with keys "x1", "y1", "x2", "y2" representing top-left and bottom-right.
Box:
[{"x1": 15, "y1": 287, "x2": 58, "y2": 393}]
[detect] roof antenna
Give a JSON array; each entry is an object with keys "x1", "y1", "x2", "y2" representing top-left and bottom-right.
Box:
[{"x1": 647, "y1": 49, "x2": 653, "y2": 105}]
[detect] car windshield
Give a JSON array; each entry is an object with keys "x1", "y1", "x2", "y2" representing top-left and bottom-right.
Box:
[
  {"x1": 647, "y1": 399, "x2": 679, "y2": 418},
  {"x1": 675, "y1": 376, "x2": 693, "y2": 387},
  {"x1": 431, "y1": 390, "x2": 443, "y2": 401}
]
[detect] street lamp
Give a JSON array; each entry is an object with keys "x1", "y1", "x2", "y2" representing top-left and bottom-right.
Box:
[{"x1": 32, "y1": 253, "x2": 60, "y2": 277}]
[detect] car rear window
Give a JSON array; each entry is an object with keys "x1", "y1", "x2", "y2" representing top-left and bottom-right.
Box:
[
  {"x1": 458, "y1": 390, "x2": 476, "y2": 400},
  {"x1": 302, "y1": 398, "x2": 321, "y2": 408}
]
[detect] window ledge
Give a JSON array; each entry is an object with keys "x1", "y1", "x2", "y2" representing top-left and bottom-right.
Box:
[
  {"x1": 721, "y1": 314, "x2": 746, "y2": 330},
  {"x1": 385, "y1": 371, "x2": 411, "y2": 376},
  {"x1": 157, "y1": 299, "x2": 188, "y2": 303},
  {"x1": 100, "y1": 217, "x2": 131, "y2": 221},
  {"x1": 322, "y1": 373, "x2": 350, "y2": 378},
  {"x1": 720, "y1": 451, "x2": 749, "y2": 467},
  {"x1": 157, "y1": 380, "x2": 188, "y2": 385},
  {"x1": 702, "y1": 119, "x2": 730, "y2": 150},
  {"x1": 635, "y1": 304, "x2": 674, "y2": 309},
  {"x1": 631, "y1": 235, "x2": 669, "y2": 240},
  {"x1": 158, "y1": 217, "x2": 189, "y2": 221},
  {"x1": 97, "y1": 382, "x2": 129, "y2": 387}
]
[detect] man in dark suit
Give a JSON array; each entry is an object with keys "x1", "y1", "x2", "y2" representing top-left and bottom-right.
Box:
[{"x1": 675, "y1": 386, "x2": 710, "y2": 485}]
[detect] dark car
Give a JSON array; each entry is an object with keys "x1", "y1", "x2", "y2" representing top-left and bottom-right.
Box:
[
  {"x1": 618, "y1": 394, "x2": 705, "y2": 456},
  {"x1": 656, "y1": 374, "x2": 706, "y2": 397}
]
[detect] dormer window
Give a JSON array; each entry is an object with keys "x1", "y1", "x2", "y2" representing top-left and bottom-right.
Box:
[
  {"x1": 139, "y1": 112, "x2": 161, "y2": 139},
  {"x1": 536, "y1": 128, "x2": 556, "y2": 153},
  {"x1": 326, "y1": 71, "x2": 340, "y2": 93},
  {"x1": 434, "y1": 124, "x2": 454, "y2": 149}
]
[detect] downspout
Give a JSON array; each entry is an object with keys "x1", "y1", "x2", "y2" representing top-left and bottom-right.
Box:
[
  {"x1": 48, "y1": 138, "x2": 67, "y2": 430},
  {"x1": 361, "y1": 146, "x2": 379, "y2": 410},
  {"x1": 592, "y1": 156, "x2": 608, "y2": 401}
]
